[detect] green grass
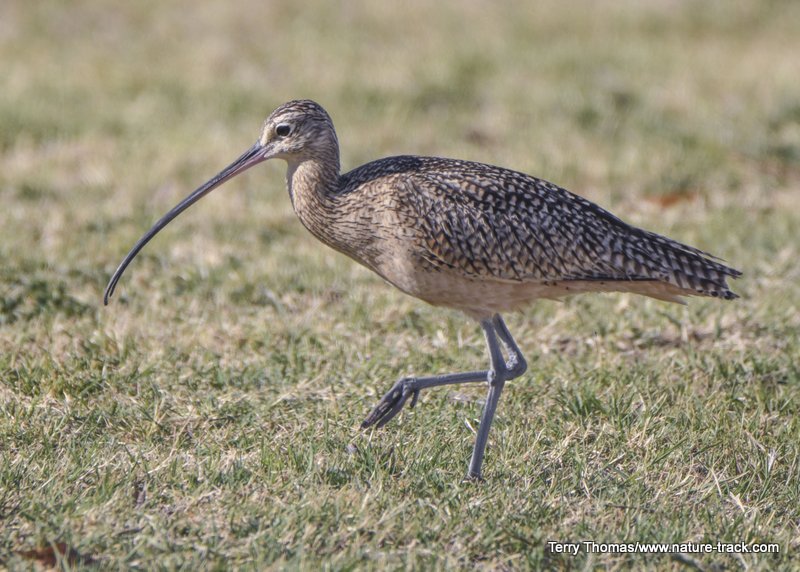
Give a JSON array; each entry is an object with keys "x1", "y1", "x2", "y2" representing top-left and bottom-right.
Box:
[{"x1": 2, "y1": 0, "x2": 800, "y2": 569}]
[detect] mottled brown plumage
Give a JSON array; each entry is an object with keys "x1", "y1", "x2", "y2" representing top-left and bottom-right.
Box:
[
  {"x1": 267, "y1": 100, "x2": 739, "y2": 320},
  {"x1": 105, "y1": 99, "x2": 741, "y2": 479}
]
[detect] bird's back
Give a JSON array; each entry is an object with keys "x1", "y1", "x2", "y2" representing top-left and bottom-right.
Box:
[{"x1": 326, "y1": 155, "x2": 741, "y2": 316}]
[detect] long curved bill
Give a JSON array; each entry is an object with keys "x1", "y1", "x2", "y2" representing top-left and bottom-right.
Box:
[{"x1": 104, "y1": 142, "x2": 267, "y2": 305}]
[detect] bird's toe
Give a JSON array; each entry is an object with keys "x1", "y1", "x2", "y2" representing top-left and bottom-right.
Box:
[{"x1": 361, "y1": 378, "x2": 418, "y2": 429}]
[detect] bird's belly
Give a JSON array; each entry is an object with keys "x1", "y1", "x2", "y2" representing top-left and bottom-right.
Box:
[
  {"x1": 409, "y1": 273, "x2": 573, "y2": 320},
  {"x1": 388, "y1": 271, "x2": 689, "y2": 320},
  {"x1": 372, "y1": 249, "x2": 567, "y2": 319},
  {"x1": 372, "y1": 247, "x2": 689, "y2": 320}
]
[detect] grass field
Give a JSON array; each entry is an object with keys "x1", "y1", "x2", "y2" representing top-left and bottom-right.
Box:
[{"x1": 2, "y1": 0, "x2": 799, "y2": 569}]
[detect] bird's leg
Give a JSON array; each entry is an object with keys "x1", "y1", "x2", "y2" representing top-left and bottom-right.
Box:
[
  {"x1": 467, "y1": 314, "x2": 527, "y2": 480},
  {"x1": 360, "y1": 369, "x2": 490, "y2": 429},
  {"x1": 362, "y1": 314, "x2": 527, "y2": 479},
  {"x1": 492, "y1": 314, "x2": 528, "y2": 378},
  {"x1": 361, "y1": 319, "x2": 499, "y2": 430}
]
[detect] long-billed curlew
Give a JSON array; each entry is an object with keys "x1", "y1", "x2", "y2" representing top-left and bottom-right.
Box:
[{"x1": 105, "y1": 99, "x2": 740, "y2": 480}]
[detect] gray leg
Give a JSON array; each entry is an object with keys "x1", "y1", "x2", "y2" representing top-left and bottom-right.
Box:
[
  {"x1": 492, "y1": 314, "x2": 528, "y2": 377},
  {"x1": 360, "y1": 368, "x2": 490, "y2": 429},
  {"x1": 362, "y1": 314, "x2": 527, "y2": 480},
  {"x1": 466, "y1": 319, "x2": 507, "y2": 479},
  {"x1": 467, "y1": 315, "x2": 529, "y2": 479},
  {"x1": 361, "y1": 317, "x2": 498, "y2": 429}
]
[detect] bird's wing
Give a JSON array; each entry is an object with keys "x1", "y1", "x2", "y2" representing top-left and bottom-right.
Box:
[{"x1": 403, "y1": 158, "x2": 740, "y2": 299}]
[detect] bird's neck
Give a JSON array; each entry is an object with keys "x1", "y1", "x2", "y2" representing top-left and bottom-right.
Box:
[
  {"x1": 284, "y1": 156, "x2": 383, "y2": 272},
  {"x1": 286, "y1": 155, "x2": 339, "y2": 205},
  {"x1": 285, "y1": 156, "x2": 345, "y2": 247}
]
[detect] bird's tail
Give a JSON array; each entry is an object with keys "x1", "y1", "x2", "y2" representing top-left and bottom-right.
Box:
[{"x1": 629, "y1": 229, "x2": 742, "y2": 300}]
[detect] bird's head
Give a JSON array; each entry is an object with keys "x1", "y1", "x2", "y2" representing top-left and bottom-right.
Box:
[
  {"x1": 103, "y1": 99, "x2": 338, "y2": 305},
  {"x1": 258, "y1": 99, "x2": 340, "y2": 165}
]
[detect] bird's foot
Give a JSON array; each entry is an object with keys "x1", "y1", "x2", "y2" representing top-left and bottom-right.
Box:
[{"x1": 361, "y1": 377, "x2": 420, "y2": 429}]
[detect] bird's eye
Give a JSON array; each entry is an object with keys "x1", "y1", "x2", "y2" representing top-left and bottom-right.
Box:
[{"x1": 276, "y1": 124, "x2": 292, "y2": 137}]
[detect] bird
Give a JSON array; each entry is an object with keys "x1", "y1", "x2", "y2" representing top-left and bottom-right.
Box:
[{"x1": 104, "y1": 99, "x2": 741, "y2": 480}]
